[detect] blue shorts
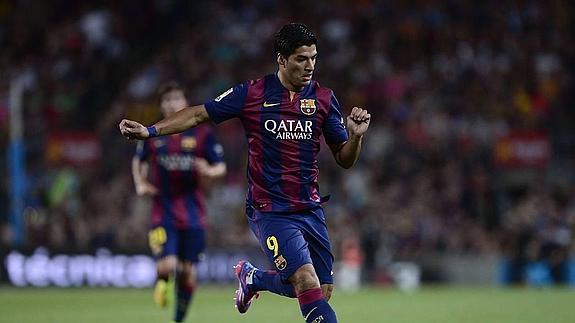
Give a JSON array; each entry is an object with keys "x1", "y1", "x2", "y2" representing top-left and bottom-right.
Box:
[
  {"x1": 148, "y1": 226, "x2": 205, "y2": 263},
  {"x1": 247, "y1": 205, "x2": 334, "y2": 284}
]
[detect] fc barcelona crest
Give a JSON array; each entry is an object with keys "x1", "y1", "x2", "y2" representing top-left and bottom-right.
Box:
[
  {"x1": 181, "y1": 137, "x2": 197, "y2": 150},
  {"x1": 300, "y1": 99, "x2": 316, "y2": 115},
  {"x1": 274, "y1": 255, "x2": 288, "y2": 270}
]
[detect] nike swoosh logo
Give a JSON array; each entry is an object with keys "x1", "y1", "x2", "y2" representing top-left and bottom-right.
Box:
[
  {"x1": 304, "y1": 307, "x2": 318, "y2": 321},
  {"x1": 263, "y1": 101, "x2": 280, "y2": 108}
]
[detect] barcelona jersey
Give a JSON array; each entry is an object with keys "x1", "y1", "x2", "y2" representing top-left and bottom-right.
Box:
[
  {"x1": 135, "y1": 126, "x2": 224, "y2": 229},
  {"x1": 204, "y1": 74, "x2": 348, "y2": 213}
]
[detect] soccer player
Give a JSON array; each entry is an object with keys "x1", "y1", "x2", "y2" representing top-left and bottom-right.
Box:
[
  {"x1": 121, "y1": 23, "x2": 370, "y2": 323},
  {"x1": 131, "y1": 82, "x2": 226, "y2": 323}
]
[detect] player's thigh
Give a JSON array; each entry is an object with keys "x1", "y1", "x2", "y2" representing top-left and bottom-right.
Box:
[
  {"x1": 249, "y1": 209, "x2": 313, "y2": 282},
  {"x1": 148, "y1": 226, "x2": 178, "y2": 276},
  {"x1": 303, "y1": 208, "x2": 335, "y2": 285},
  {"x1": 177, "y1": 227, "x2": 206, "y2": 263}
]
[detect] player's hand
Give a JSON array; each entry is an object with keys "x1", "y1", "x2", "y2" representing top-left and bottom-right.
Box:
[
  {"x1": 195, "y1": 158, "x2": 227, "y2": 179},
  {"x1": 119, "y1": 119, "x2": 149, "y2": 140},
  {"x1": 135, "y1": 181, "x2": 159, "y2": 196},
  {"x1": 194, "y1": 158, "x2": 211, "y2": 177},
  {"x1": 346, "y1": 107, "x2": 371, "y2": 137}
]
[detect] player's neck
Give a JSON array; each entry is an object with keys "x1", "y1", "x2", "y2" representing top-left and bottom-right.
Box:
[{"x1": 276, "y1": 71, "x2": 304, "y2": 94}]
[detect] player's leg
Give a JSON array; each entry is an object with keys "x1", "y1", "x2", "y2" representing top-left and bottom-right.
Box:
[
  {"x1": 291, "y1": 207, "x2": 338, "y2": 323},
  {"x1": 304, "y1": 206, "x2": 336, "y2": 302},
  {"x1": 235, "y1": 261, "x2": 295, "y2": 297},
  {"x1": 236, "y1": 232, "x2": 333, "y2": 301},
  {"x1": 236, "y1": 206, "x2": 296, "y2": 297},
  {"x1": 290, "y1": 264, "x2": 337, "y2": 323},
  {"x1": 173, "y1": 260, "x2": 196, "y2": 322},
  {"x1": 237, "y1": 207, "x2": 337, "y2": 322},
  {"x1": 154, "y1": 256, "x2": 177, "y2": 308},
  {"x1": 149, "y1": 226, "x2": 177, "y2": 308},
  {"x1": 235, "y1": 207, "x2": 301, "y2": 313},
  {"x1": 243, "y1": 206, "x2": 336, "y2": 303},
  {"x1": 172, "y1": 227, "x2": 205, "y2": 322}
]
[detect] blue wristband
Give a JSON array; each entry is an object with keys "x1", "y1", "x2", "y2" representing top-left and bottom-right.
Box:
[{"x1": 146, "y1": 125, "x2": 158, "y2": 138}]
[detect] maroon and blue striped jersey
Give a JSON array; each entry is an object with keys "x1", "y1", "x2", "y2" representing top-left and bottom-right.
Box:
[
  {"x1": 204, "y1": 74, "x2": 348, "y2": 213},
  {"x1": 136, "y1": 125, "x2": 224, "y2": 229}
]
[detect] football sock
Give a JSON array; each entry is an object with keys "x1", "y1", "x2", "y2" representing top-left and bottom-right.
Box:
[
  {"x1": 252, "y1": 269, "x2": 296, "y2": 297},
  {"x1": 298, "y1": 288, "x2": 337, "y2": 323},
  {"x1": 173, "y1": 274, "x2": 194, "y2": 322}
]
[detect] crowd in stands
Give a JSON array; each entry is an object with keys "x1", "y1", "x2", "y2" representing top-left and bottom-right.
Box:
[{"x1": 1, "y1": 0, "x2": 574, "y2": 283}]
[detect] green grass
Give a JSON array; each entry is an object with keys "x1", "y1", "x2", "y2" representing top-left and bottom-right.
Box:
[{"x1": 0, "y1": 286, "x2": 573, "y2": 323}]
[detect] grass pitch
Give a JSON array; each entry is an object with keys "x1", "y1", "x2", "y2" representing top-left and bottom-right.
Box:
[{"x1": 0, "y1": 285, "x2": 573, "y2": 323}]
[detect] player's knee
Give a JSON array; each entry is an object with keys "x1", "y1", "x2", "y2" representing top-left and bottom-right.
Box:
[
  {"x1": 289, "y1": 264, "x2": 320, "y2": 294},
  {"x1": 180, "y1": 262, "x2": 197, "y2": 288},
  {"x1": 157, "y1": 256, "x2": 178, "y2": 279},
  {"x1": 321, "y1": 284, "x2": 334, "y2": 301}
]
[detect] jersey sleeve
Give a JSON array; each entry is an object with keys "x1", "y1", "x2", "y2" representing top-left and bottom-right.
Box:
[
  {"x1": 204, "y1": 82, "x2": 249, "y2": 124},
  {"x1": 322, "y1": 92, "x2": 349, "y2": 145},
  {"x1": 203, "y1": 131, "x2": 225, "y2": 164},
  {"x1": 135, "y1": 140, "x2": 149, "y2": 160}
]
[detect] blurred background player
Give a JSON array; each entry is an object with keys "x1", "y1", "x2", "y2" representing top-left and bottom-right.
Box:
[
  {"x1": 132, "y1": 82, "x2": 226, "y2": 323},
  {"x1": 120, "y1": 23, "x2": 371, "y2": 323}
]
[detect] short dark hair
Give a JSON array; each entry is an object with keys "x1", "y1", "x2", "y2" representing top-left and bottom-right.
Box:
[
  {"x1": 274, "y1": 23, "x2": 317, "y2": 57},
  {"x1": 157, "y1": 81, "x2": 184, "y2": 101}
]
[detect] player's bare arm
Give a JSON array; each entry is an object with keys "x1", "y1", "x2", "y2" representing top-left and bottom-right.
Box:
[
  {"x1": 131, "y1": 157, "x2": 159, "y2": 196},
  {"x1": 195, "y1": 158, "x2": 227, "y2": 179},
  {"x1": 119, "y1": 104, "x2": 210, "y2": 140},
  {"x1": 329, "y1": 106, "x2": 371, "y2": 169}
]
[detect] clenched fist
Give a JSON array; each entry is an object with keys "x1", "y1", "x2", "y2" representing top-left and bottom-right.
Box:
[
  {"x1": 346, "y1": 107, "x2": 371, "y2": 137},
  {"x1": 119, "y1": 119, "x2": 149, "y2": 140}
]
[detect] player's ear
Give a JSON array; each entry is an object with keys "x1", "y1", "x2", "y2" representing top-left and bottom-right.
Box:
[{"x1": 277, "y1": 53, "x2": 286, "y2": 67}]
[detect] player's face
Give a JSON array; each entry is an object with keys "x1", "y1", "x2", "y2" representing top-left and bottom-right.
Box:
[
  {"x1": 279, "y1": 44, "x2": 317, "y2": 90},
  {"x1": 160, "y1": 89, "x2": 187, "y2": 117}
]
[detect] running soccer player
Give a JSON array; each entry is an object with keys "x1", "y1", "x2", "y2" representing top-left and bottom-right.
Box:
[
  {"x1": 132, "y1": 82, "x2": 226, "y2": 323},
  {"x1": 121, "y1": 23, "x2": 370, "y2": 323}
]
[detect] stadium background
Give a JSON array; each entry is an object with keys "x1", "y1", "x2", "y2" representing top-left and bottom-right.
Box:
[{"x1": 0, "y1": 0, "x2": 574, "y2": 322}]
